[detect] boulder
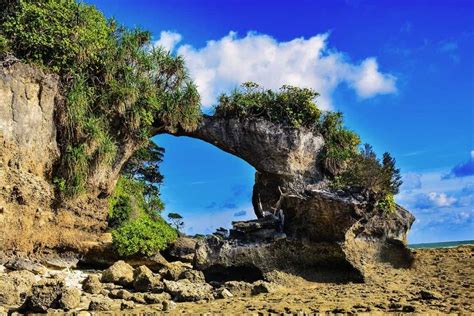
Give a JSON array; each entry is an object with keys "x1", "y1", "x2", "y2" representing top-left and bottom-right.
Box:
[
  {"x1": 82, "y1": 275, "x2": 102, "y2": 294},
  {"x1": 26, "y1": 279, "x2": 64, "y2": 312},
  {"x1": 88, "y1": 297, "x2": 120, "y2": 311},
  {"x1": 251, "y1": 281, "x2": 277, "y2": 295},
  {"x1": 160, "y1": 261, "x2": 192, "y2": 281},
  {"x1": 214, "y1": 288, "x2": 233, "y2": 299},
  {"x1": 144, "y1": 292, "x2": 172, "y2": 304},
  {"x1": 101, "y1": 261, "x2": 134, "y2": 286},
  {"x1": 179, "y1": 269, "x2": 206, "y2": 283},
  {"x1": 163, "y1": 279, "x2": 213, "y2": 302},
  {"x1": 162, "y1": 300, "x2": 177, "y2": 311},
  {"x1": 133, "y1": 265, "x2": 163, "y2": 292},
  {"x1": 4, "y1": 258, "x2": 47, "y2": 275},
  {"x1": 166, "y1": 237, "x2": 197, "y2": 263},
  {"x1": 223, "y1": 281, "x2": 254, "y2": 297},
  {"x1": 59, "y1": 287, "x2": 81, "y2": 310},
  {"x1": 0, "y1": 280, "x2": 19, "y2": 306}
]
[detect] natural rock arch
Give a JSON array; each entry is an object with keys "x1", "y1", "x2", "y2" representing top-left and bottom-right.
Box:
[{"x1": 157, "y1": 114, "x2": 415, "y2": 279}]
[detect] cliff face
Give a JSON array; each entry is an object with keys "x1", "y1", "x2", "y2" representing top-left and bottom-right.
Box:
[
  {"x1": 0, "y1": 61, "x2": 415, "y2": 278},
  {"x1": 0, "y1": 61, "x2": 108, "y2": 255}
]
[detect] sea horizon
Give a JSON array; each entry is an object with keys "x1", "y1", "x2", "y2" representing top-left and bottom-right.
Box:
[{"x1": 409, "y1": 239, "x2": 474, "y2": 249}]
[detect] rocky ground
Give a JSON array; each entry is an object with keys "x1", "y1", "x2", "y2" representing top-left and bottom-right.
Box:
[{"x1": 0, "y1": 245, "x2": 472, "y2": 314}]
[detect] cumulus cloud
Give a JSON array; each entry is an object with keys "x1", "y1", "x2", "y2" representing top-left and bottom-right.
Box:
[
  {"x1": 155, "y1": 31, "x2": 397, "y2": 108},
  {"x1": 444, "y1": 150, "x2": 474, "y2": 179},
  {"x1": 414, "y1": 192, "x2": 457, "y2": 209},
  {"x1": 154, "y1": 31, "x2": 182, "y2": 52}
]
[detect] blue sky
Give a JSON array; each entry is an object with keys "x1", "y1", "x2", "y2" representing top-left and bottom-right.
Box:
[{"x1": 85, "y1": 0, "x2": 474, "y2": 243}]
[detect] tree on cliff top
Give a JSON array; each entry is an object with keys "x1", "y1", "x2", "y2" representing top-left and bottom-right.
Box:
[{"x1": 0, "y1": 0, "x2": 201, "y2": 197}]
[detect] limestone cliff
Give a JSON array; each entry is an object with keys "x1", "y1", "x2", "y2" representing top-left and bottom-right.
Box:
[{"x1": 0, "y1": 61, "x2": 108, "y2": 256}]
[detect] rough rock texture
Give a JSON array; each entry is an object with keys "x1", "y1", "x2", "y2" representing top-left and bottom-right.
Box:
[
  {"x1": 170, "y1": 115, "x2": 415, "y2": 278},
  {"x1": 101, "y1": 261, "x2": 134, "y2": 286},
  {"x1": 0, "y1": 61, "x2": 109, "y2": 256}
]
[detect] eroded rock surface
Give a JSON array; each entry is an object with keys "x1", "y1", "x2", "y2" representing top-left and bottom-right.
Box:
[{"x1": 169, "y1": 115, "x2": 415, "y2": 278}]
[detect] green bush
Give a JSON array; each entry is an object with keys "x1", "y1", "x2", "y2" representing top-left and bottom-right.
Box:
[
  {"x1": 215, "y1": 82, "x2": 321, "y2": 128},
  {"x1": 112, "y1": 216, "x2": 178, "y2": 256},
  {"x1": 332, "y1": 144, "x2": 402, "y2": 210},
  {"x1": 0, "y1": 0, "x2": 201, "y2": 197},
  {"x1": 1, "y1": 0, "x2": 110, "y2": 72}
]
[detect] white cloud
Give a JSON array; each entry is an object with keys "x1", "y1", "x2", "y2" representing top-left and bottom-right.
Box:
[
  {"x1": 155, "y1": 31, "x2": 397, "y2": 109},
  {"x1": 425, "y1": 192, "x2": 457, "y2": 208},
  {"x1": 154, "y1": 31, "x2": 182, "y2": 52}
]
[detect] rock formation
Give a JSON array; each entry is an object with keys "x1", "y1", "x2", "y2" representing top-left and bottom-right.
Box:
[
  {"x1": 169, "y1": 115, "x2": 415, "y2": 279},
  {"x1": 0, "y1": 60, "x2": 414, "y2": 280}
]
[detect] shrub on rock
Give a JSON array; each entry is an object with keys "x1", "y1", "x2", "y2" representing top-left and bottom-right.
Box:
[{"x1": 112, "y1": 217, "x2": 178, "y2": 257}]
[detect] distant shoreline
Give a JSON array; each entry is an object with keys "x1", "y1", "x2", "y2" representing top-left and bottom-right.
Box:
[{"x1": 409, "y1": 240, "x2": 474, "y2": 249}]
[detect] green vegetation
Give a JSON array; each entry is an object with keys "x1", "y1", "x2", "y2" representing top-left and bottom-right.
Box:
[
  {"x1": 216, "y1": 83, "x2": 401, "y2": 212},
  {"x1": 331, "y1": 144, "x2": 402, "y2": 212},
  {"x1": 111, "y1": 216, "x2": 178, "y2": 257},
  {"x1": 216, "y1": 82, "x2": 322, "y2": 128},
  {"x1": 0, "y1": 0, "x2": 201, "y2": 197},
  {"x1": 167, "y1": 213, "x2": 184, "y2": 231}
]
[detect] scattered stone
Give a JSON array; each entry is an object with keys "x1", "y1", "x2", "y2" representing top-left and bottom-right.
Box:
[
  {"x1": 179, "y1": 269, "x2": 206, "y2": 283},
  {"x1": 59, "y1": 287, "x2": 81, "y2": 310},
  {"x1": 101, "y1": 261, "x2": 134, "y2": 286},
  {"x1": 27, "y1": 279, "x2": 64, "y2": 312},
  {"x1": 5, "y1": 258, "x2": 47, "y2": 274},
  {"x1": 129, "y1": 292, "x2": 147, "y2": 304},
  {"x1": 251, "y1": 281, "x2": 277, "y2": 295},
  {"x1": 419, "y1": 290, "x2": 442, "y2": 300},
  {"x1": 133, "y1": 265, "x2": 163, "y2": 292},
  {"x1": 224, "y1": 281, "x2": 254, "y2": 296},
  {"x1": 109, "y1": 289, "x2": 132, "y2": 300},
  {"x1": 162, "y1": 300, "x2": 177, "y2": 311},
  {"x1": 0, "y1": 280, "x2": 20, "y2": 306},
  {"x1": 144, "y1": 292, "x2": 172, "y2": 304},
  {"x1": 121, "y1": 300, "x2": 135, "y2": 310},
  {"x1": 160, "y1": 261, "x2": 192, "y2": 281},
  {"x1": 214, "y1": 287, "x2": 234, "y2": 299},
  {"x1": 163, "y1": 279, "x2": 213, "y2": 302},
  {"x1": 82, "y1": 275, "x2": 102, "y2": 294},
  {"x1": 88, "y1": 297, "x2": 119, "y2": 311}
]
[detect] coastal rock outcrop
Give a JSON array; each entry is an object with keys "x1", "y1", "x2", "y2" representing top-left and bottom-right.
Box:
[{"x1": 170, "y1": 115, "x2": 415, "y2": 278}]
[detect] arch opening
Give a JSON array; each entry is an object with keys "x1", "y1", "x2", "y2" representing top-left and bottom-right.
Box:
[{"x1": 153, "y1": 134, "x2": 257, "y2": 236}]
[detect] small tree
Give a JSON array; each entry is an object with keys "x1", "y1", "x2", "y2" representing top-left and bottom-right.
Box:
[{"x1": 167, "y1": 213, "x2": 184, "y2": 231}]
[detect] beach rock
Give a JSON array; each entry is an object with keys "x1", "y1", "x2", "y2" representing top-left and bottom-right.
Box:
[
  {"x1": 163, "y1": 279, "x2": 213, "y2": 302},
  {"x1": 179, "y1": 269, "x2": 206, "y2": 283},
  {"x1": 4, "y1": 258, "x2": 47, "y2": 274},
  {"x1": 59, "y1": 287, "x2": 81, "y2": 310},
  {"x1": 419, "y1": 290, "x2": 442, "y2": 300},
  {"x1": 133, "y1": 265, "x2": 162, "y2": 292},
  {"x1": 0, "y1": 280, "x2": 19, "y2": 306},
  {"x1": 214, "y1": 288, "x2": 234, "y2": 299},
  {"x1": 224, "y1": 281, "x2": 255, "y2": 296},
  {"x1": 109, "y1": 289, "x2": 132, "y2": 300},
  {"x1": 160, "y1": 261, "x2": 192, "y2": 281},
  {"x1": 101, "y1": 261, "x2": 134, "y2": 286},
  {"x1": 88, "y1": 296, "x2": 119, "y2": 311},
  {"x1": 120, "y1": 300, "x2": 135, "y2": 310},
  {"x1": 82, "y1": 275, "x2": 102, "y2": 294},
  {"x1": 170, "y1": 115, "x2": 415, "y2": 278},
  {"x1": 144, "y1": 292, "x2": 172, "y2": 304},
  {"x1": 252, "y1": 281, "x2": 277, "y2": 295},
  {"x1": 26, "y1": 279, "x2": 64, "y2": 312},
  {"x1": 166, "y1": 237, "x2": 197, "y2": 263},
  {"x1": 162, "y1": 300, "x2": 177, "y2": 311}
]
